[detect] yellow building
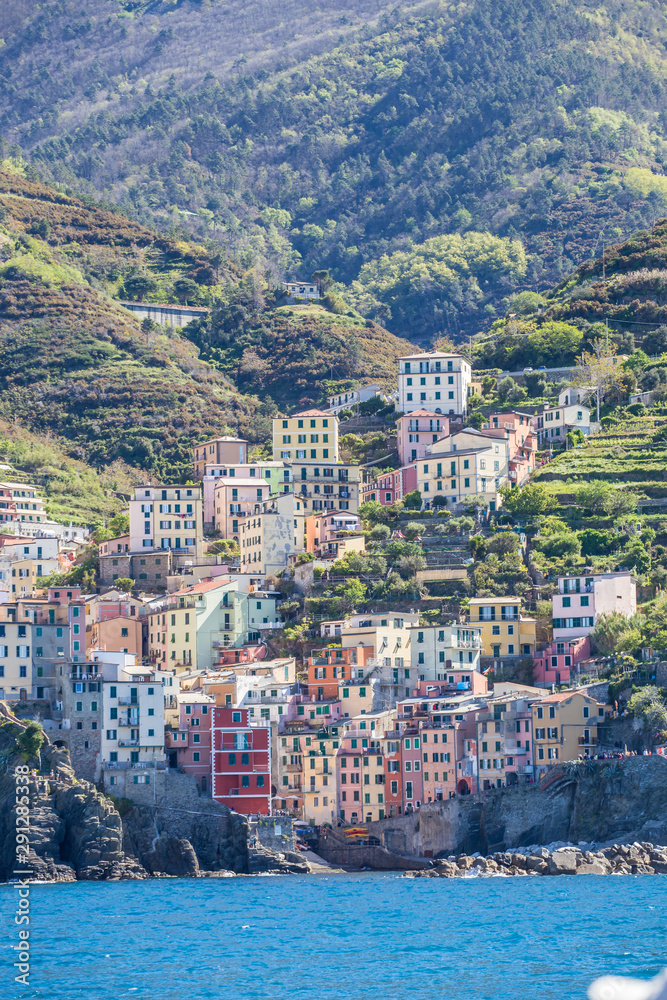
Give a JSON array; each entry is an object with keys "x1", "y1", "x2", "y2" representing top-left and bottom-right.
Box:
[
  {"x1": 467, "y1": 597, "x2": 536, "y2": 660},
  {"x1": 272, "y1": 409, "x2": 339, "y2": 464},
  {"x1": 532, "y1": 690, "x2": 608, "y2": 778},
  {"x1": 299, "y1": 728, "x2": 340, "y2": 825}
]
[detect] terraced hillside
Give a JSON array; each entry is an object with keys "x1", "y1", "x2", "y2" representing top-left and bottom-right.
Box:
[{"x1": 533, "y1": 414, "x2": 667, "y2": 504}]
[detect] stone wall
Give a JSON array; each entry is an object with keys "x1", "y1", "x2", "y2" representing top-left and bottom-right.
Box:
[
  {"x1": 254, "y1": 816, "x2": 296, "y2": 852},
  {"x1": 366, "y1": 756, "x2": 667, "y2": 857}
]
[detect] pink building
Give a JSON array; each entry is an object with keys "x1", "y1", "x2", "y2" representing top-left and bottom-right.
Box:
[
  {"x1": 533, "y1": 635, "x2": 590, "y2": 687},
  {"x1": 166, "y1": 695, "x2": 214, "y2": 792},
  {"x1": 485, "y1": 411, "x2": 538, "y2": 487},
  {"x1": 362, "y1": 464, "x2": 418, "y2": 506},
  {"x1": 396, "y1": 410, "x2": 450, "y2": 466},
  {"x1": 305, "y1": 509, "x2": 362, "y2": 555}
]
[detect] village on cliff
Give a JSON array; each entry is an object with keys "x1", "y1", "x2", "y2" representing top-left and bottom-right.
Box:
[{"x1": 2, "y1": 348, "x2": 667, "y2": 875}]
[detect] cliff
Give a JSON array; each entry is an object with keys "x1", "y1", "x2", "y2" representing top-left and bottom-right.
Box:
[
  {"x1": 0, "y1": 716, "x2": 249, "y2": 881},
  {"x1": 368, "y1": 756, "x2": 667, "y2": 858}
]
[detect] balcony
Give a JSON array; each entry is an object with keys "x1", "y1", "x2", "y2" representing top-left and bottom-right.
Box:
[
  {"x1": 117, "y1": 739, "x2": 140, "y2": 747},
  {"x1": 117, "y1": 697, "x2": 138, "y2": 706},
  {"x1": 104, "y1": 760, "x2": 167, "y2": 770},
  {"x1": 117, "y1": 716, "x2": 139, "y2": 728},
  {"x1": 285, "y1": 763, "x2": 301, "y2": 772}
]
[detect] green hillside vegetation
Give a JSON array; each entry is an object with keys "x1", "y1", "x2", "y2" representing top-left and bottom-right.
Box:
[
  {"x1": 0, "y1": 419, "x2": 137, "y2": 526},
  {"x1": 6, "y1": 0, "x2": 667, "y2": 338},
  {"x1": 185, "y1": 279, "x2": 415, "y2": 410},
  {"x1": 0, "y1": 167, "x2": 414, "y2": 477},
  {"x1": 0, "y1": 167, "x2": 264, "y2": 478}
]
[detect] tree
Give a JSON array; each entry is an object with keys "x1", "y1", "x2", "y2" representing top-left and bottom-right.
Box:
[
  {"x1": 431, "y1": 494, "x2": 448, "y2": 508},
  {"x1": 589, "y1": 611, "x2": 631, "y2": 655},
  {"x1": 109, "y1": 513, "x2": 129, "y2": 536},
  {"x1": 496, "y1": 377, "x2": 526, "y2": 404},
  {"x1": 403, "y1": 490, "x2": 422, "y2": 510},
  {"x1": 628, "y1": 687, "x2": 667, "y2": 748},
  {"x1": 499, "y1": 483, "x2": 553, "y2": 518},
  {"x1": 403, "y1": 521, "x2": 424, "y2": 540},
  {"x1": 173, "y1": 277, "x2": 199, "y2": 305},
  {"x1": 524, "y1": 371, "x2": 547, "y2": 397},
  {"x1": 369, "y1": 524, "x2": 391, "y2": 541},
  {"x1": 113, "y1": 577, "x2": 135, "y2": 592},
  {"x1": 573, "y1": 339, "x2": 626, "y2": 421},
  {"x1": 16, "y1": 721, "x2": 44, "y2": 767},
  {"x1": 566, "y1": 428, "x2": 585, "y2": 449},
  {"x1": 358, "y1": 501, "x2": 387, "y2": 525},
  {"x1": 487, "y1": 532, "x2": 520, "y2": 556},
  {"x1": 124, "y1": 274, "x2": 157, "y2": 301}
]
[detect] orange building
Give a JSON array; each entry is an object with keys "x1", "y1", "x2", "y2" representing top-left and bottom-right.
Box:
[
  {"x1": 88, "y1": 615, "x2": 144, "y2": 659},
  {"x1": 306, "y1": 645, "x2": 374, "y2": 701}
]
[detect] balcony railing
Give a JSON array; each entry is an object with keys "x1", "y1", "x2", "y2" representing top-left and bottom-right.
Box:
[
  {"x1": 104, "y1": 760, "x2": 167, "y2": 770},
  {"x1": 117, "y1": 697, "x2": 137, "y2": 706},
  {"x1": 117, "y1": 739, "x2": 140, "y2": 747}
]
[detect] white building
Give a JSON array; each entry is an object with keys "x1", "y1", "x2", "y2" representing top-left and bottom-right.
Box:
[
  {"x1": 552, "y1": 572, "x2": 636, "y2": 641},
  {"x1": 282, "y1": 281, "x2": 320, "y2": 301},
  {"x1": 94, "y1": 652, "x2": 171, "y2": 787},
  {"x1": 398, "y1": 352, "x2": 471, "y2": 417},
  {"x1": 535, "y1": 391, "x2": 593, "y2": 446},
  {"x1": 327, "y1": 384, "x2": 383, "y2": 414},
  {"x1": 409, "y1": 624, "x2": 482, "y2": 680}
]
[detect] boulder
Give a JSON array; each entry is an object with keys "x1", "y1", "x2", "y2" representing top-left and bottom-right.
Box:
[
  {"x1": 576, "y1": 863, "x2": 608, "y2": 875},
  {"x1": 549, "y1": 851, "x2": 577, "y2": 875}
]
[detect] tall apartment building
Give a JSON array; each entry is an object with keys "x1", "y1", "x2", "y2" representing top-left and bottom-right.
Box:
[
  {"x1": 0, "y1": 481, "x2": 47, "y2": 524},
  {"x1": 408, "y1": 624, "x2": 482, "y2": 681},
  {"x1": 193, "y1": 436, "x2": 248, "y2": 478},
  {"x1": 293, "y1": 461, "x2": 366, "y2": 514},
  {"x1": 211, "y1": 706, "x2": 271, "y2": 814},
  {"x1": 238, "y1": 492, "x2": 305, "y2": 575},
  {"x1": 272, "y1": 410, "x2": 339, "y2": 463},
  {"x1": 397, "y1": 352, "x2": 471, "y2": 417},
  {"x1": 148, "y1": 577, "x2": 280, "y2": 672},
  {"x1": 467, "y1": 597, "x2": 536, "y2": 662},
  {"x1": 128, "y1": 485, "x2": 204, "y2": 559},
  {"x1": 213, "y1": 478, "x2": 271, "y2": 540},
  {"x1": 202, "y1": 461, "x2": 292, "y2": 527}
]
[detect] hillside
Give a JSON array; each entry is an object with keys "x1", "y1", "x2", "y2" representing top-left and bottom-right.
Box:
[
  {"x1": 0, "y1": 167, "x2": 412, "y2": 477},
  {"x1": 184, "y1": 289, "x2": 415, "y2": 410},
  {"x1": 0, "y1": 420, "x2": 136, "y2": 526},
  {"x1": 4, "y1": 1, "x2": 667, "y2": 339}
]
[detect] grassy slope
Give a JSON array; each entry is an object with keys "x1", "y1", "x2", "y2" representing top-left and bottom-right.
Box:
[
  {"x1": 0, "y1": 168, "x2": 262, "y2": 479},
  {"x1": 0, "y1": 419, "x2": 138, "y2": 526},
  {"x1": 5, "y1": 0, "x2": 667, "y2": 338},
  {"x1": 0, "y1": 168, "x2": 413, "y2": 479},
  {"x1": 188, "y1": 299, "x2": 415, "y2": 410}
]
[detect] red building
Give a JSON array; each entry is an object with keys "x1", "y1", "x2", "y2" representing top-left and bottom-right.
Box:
[
  {"x1": 361, "y1": 464, "x2": 418, "y2": 506},
  {"x1": 211, "y1": 707, "x2": 271, "y2": 815}
]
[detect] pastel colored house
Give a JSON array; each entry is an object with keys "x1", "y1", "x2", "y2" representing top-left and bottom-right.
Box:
[
  {"x1": 361, "y1": 465, "x2": 418, "y2": 506},
  {"x1": 418, "y1": 428, "x2": 510, "y2": 510},
  {"x1": 272, "y1": 409, "x2": 339, "y2": 464},
  {"x1": 552, "y1": 572, "x2": 636, "y2": 641},
  {"x1": 532, "y1": 689, "x2": 608, "y2": 778},
  {"x1": 485, "y1": 411, "x2": 538, "y2": 486},
  {"x1": 211, "y1": 706, "x2": 271, "y2": 814},
  {"x1": 467, "y1": 597, "x2": 536, "y2": 662},
  {"x1": 89, "y1": 615, "x2": 143, "y2": 660},
  {"x1": 193, "y1": 436, "x2": 248, "y2": 479},
  {"x1": 165, "y1": 694, "x2": 215, "y2": 792},
  {"x1": 396, "y1": 410, "x2": 450, "y2": 465},
  {"x1": 305, "y1": 509, "x2": 363, "y2": 557},
  {"x1": 533, "y1": 636, "x2": 590, "y2": 687}
]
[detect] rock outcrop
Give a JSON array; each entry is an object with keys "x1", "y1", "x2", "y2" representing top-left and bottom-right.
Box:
[
  {"x1": 0, "y1": 717, "x2": 250, "y2": 883},
  {"x1": 406, "y1": 841, "x2": 667, "y2": 879}
]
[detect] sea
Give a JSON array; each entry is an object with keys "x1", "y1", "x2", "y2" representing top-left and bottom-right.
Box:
[{"x1": 1, "y1": 873, "x2": 665, "y2": 1000}]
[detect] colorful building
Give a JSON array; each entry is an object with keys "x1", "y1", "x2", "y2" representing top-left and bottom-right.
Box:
[
  {"x1": 272, "y1": 409, "x2": 339, "y2": 464},
  {"x1": 211, "y1": 706, "x2": 271, "y2": 814},
  {"x1": 467, "y1": 597, "x2": 536, "y2": 662},
  {"x1": 552, "y1": 572, "x2": 636, "y2": 641},
  {"x1": 532, "y1": 689, "x2": 608, "y2": 778},
  {"x1": 396, "y1": 410, "x2": 450, "y2": 465},
  {"x1": 533, "y1": 636, "x2": 591, "y2": 687}
]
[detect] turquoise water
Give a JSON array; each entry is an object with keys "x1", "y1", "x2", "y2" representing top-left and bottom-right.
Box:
[{"x1": 1, "y1": 874, "x2": 666, "y2": 1000}]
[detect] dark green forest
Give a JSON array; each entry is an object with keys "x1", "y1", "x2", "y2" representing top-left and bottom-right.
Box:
[{"x1": 4, "y1": 0, "x2": 667, "y2": 339}]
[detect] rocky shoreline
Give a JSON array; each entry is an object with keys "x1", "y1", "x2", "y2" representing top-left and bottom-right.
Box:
[{"x1": 405, "y1": 841, "x2": 667, "y2": 878}]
